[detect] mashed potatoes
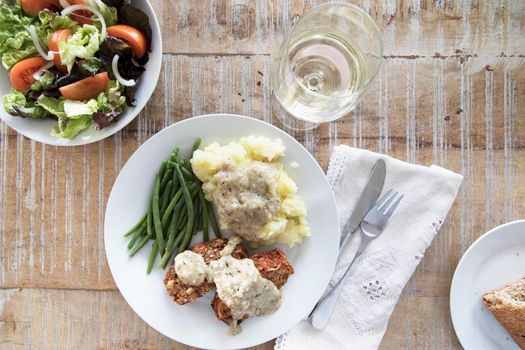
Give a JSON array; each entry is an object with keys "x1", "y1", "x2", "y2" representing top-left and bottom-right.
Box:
[{"x1": 191, "y1": 136, "x2": 309, "y2": 246}]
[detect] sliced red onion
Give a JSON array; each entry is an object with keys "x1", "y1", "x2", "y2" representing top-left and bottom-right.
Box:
[
  {"x1": 61, "y1": 4, "x2": 107, "y2": 40},
  {"x1": 32, "y1": 61, "x2": 55, "y2": 80},
  {"x1": 112, "y1": 55, "x2": 136, "y2": 87},
  {"x1": 59, "y1": 0, "x2": 71, "y2": 8},
  {"x1": 28, "y1": 25, "x2": 54, "y2": 61}
]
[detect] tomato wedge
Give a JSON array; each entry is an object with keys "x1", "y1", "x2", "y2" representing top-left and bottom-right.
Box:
[
  {"x1": 48, "y1": 29, "x2": 73, "y2": 73},
  {"x1": 21, "y1": 0, "x2": 60, "y2": 16},
  {"x1": 107, "y1": 25, "x2": 148, "y2": 58},
  {"x1": 67, "y1": 0, "x2": 93, "y2": 25},
  {"x1": 9, "y1": 57, "x2": 49, "y2": 92},
  {"x1": 59, "y1": 72, "x2": 109, "y2": 100}
]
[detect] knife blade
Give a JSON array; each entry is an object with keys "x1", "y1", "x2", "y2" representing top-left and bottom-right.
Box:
[
  {"x1": 339, "y1": 159, "x2": 386, "y2": 252},
  {"x1": 306, "y1": 158, "x2": 387, "y2": 327}
]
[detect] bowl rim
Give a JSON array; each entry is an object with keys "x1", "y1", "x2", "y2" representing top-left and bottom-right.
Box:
[
  {"x1": 450, "y1": 219, "x2": 525, "y2": 349},
  {"x1": 104, "y1": 113, "x2": 341, "y2": 349},
  {"x1": 0, "y1": 0, "x2": 163, "y2": 147}
]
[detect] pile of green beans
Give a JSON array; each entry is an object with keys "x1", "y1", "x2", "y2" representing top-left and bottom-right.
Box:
[{"x1": 123, "y1": 138, "x2": 222, "y2": 274}]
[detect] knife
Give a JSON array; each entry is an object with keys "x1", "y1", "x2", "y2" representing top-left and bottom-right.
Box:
[
  {"x1": 338, "y1": 158, "x2": 386, "y2": 254},
  {"x1": 306, "y1": 159, "x2": 386, "y2": 327}
]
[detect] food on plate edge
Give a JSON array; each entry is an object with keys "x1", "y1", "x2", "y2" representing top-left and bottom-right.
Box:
[
  {"x1": 0, "y1": 0, "x2": 152, "y2": 139},
  {"x1": 124, "y1": 138, "x2": 223, "y2": 273},
  {"x1": 164, "y1": 237, "x2": 295, "y2": 335},
  {"x1": 191, "y1": 135, "x2": 310, "y2": 247},
  {"x1": 483, "y1": 277, "x2": 525, "y2": 349}
]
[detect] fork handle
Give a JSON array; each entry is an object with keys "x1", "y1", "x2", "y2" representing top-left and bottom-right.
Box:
[
  {"x1": 308, "y1": 231, "x2": 373, "y2": 329},
  {"x1": 308, "y1": 275, "x2": 346, "y2": 329}
]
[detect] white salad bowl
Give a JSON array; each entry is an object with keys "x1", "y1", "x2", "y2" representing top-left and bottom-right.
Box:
[
  {"x1": 0, "y1": 0, "x2": 162, "y2": 146},
  {"x1": 105, "y1": 114, "x2": 340, "y2": 350}
]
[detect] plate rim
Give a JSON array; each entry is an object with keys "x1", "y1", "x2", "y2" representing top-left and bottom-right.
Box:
[
  {"x1": 104, "y1": 113, "x2": 340, "y2": 349},
  {"x1": 450, "y1": 219, "x2": 525, "y2": 349},
  {"x1": 0, "y1": 0, "x2": 163, "y2": 147}
]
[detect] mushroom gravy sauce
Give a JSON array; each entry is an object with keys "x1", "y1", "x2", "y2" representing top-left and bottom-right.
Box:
[
  {"x1": 174, "y1": 236, "x2": 282, "y2": 334},
  {"x1": 212, "y1": 161, "x2": 281, "y2": 242}
]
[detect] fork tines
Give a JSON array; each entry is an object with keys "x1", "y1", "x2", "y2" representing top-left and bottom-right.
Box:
[{"x1": 376, "y1": 190, "x2": 403, "y2": 216}]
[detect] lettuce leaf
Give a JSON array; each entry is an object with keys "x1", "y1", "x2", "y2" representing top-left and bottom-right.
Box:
[
  {"x1": 63, "y1": 99, "x2": 98, "y2": 117},
  {"x1": 3, "y1": 90, "x2": 49, "y2": 119},
  {"x1": 37, "y1": 95, "x2": 66, "y2": 118},
  {"x1": 38, "y1": 87, "x2": 118, "y2": 138},
  {"x1": 0, "y1": 3, "x2": 36, "y2": 69},
  {"x1": 30, "y1": 70, "x2": 56, "y2": 90},
  {"x1": 88, "y1": 0, "x2": 118, "y2": 27},
  {"x1": 39, "y1": 95, "x2": 96, "y2": 138},
  {"x1": 58, "y1": 25, "x2": 101, "y2": 72},
  {"x1": 36, "y1": 9, "x2": 79, "y2": 43},
  {"x1": 93, "y1": 80, "x2": 125, "y2": 129},
  {"x1": 51, "y1": 114, "x2": 92, "y2": 139}
]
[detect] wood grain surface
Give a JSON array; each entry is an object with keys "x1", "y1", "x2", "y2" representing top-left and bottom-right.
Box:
[{"x1": 1, "y1": 0, "x2": 524, "y2": 349}]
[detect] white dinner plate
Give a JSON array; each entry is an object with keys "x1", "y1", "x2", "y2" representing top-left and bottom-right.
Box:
[
  {"x1": 0, "y1": 0, "x2": 162, "y2": 146},
  {"x1": 104, "y1": 114, "x2": 340, "y2": 350},
  {"x1": 450, "y1": 220, "x2": 525, "y2": 350}
]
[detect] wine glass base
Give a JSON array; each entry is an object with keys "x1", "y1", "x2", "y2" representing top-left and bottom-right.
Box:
[{"x1": 271, "y1": 95, "x2": 320, "y2": 132}]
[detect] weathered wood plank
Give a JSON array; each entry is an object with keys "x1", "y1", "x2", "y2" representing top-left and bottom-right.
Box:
[
  {"x1": 0, "y1": 55, "x2": 524, "y2": 295},
  {"x1": 0, "y1": 288, "x2": 273, "y2": 350},
  {"x1": 382, "y1": 296, "x2": 461, "y2": 349},
  {"x1": 0, "y1": 0, "x2": 524, "y2": 349},
  {"x1": 0, "y1": 288, "x2": 463, "y2": 349},
  {"x1": 152, "y1": 0, "x2": 525, "y2": 57}
]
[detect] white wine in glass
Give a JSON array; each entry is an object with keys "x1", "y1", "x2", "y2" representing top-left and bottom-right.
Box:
[{"x1": 272, "y1": 3, "x2": 382, "y2": 125}]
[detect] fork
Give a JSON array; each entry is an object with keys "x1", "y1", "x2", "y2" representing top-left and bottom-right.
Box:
[{"x1": 308, "y1": 190, "x2": 404, "y2": 330}]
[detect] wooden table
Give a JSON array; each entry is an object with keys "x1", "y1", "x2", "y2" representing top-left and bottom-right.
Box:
[{"x1": 1, "y1": 0, "x2": 524, "y2": 349}]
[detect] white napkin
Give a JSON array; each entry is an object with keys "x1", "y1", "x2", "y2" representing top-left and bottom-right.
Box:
[{"x1": 275, "y1": 145, "x2": 463, "y2": 350}]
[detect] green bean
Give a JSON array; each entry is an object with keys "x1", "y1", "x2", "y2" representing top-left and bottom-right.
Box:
[
  {"x1": 178, "y1": 202, "x2": 200, "y2": 253},
  {"x1": 159, "y1": 202, "x2": 188, "y2": 268},
  {"x1": 193, "y1": 198, "x2": 201, "y2": 234},
  {"x1": 176, "y1": 165, "x2": 194, "y2": 251},
  {"x1": 158, "y1": 160, "x2": 168, "y2": 182},
  {"x1": 127, "y1": 220, "x2": 147, "y2": 249},
  {"x1": 146, "y1": 203, "x2": 153, "y2": 237},
  {"x1": 152, "y1": 173, "x2": 165, "y2": 253},
  {"x1": 181, "y1": 165, "x2": 198, "y2": 182},
  {"x1": 191, "y1": 138, "x2": 201, "y2": 154},
  {"x1": 123, "y1": 213, "x2": 146, "y2": 237},
  {"x1": 169, "y1": 207, "x2": 189, "y2": 248},
  {"x1": 174, "y1": 203, "x2": 188, "y2": 232},
  {"x1": 199, "y1": 191, "x2": 209, "y2": 241},
  {"x1": 207, "y1": 200, "x2": 221, "y2": 238},
  {"x1": 178, "y1": 224, "x2": 193, "y2": 253},
  {"x1": 147, "y1": 241, "x2": 159, "y2": 274},
  {"x1": 169, "y1": 170, "x2": 180, "y2": 200},
  {"x1": 161, "y1": 188, "x2": 184, "y2": 226},
  {"x1": 160, "y1": 180, "x2": 173, "y2": 214},
  {"x1": 195, "y1": 197, "x2": 203, "y2": 232},
  {"x1": 167, "y1": 160, "x2": 197, "y2": 181},
  {"x1": 125, "y1": 139, "x2": 210, "y2": 271},
  {"x1": 160, "y1": 167, "x2": 174, "y2": 193},
  {"x1": 129, "y1": 232, "x2": 153, "y2": 257},
  {"x1": 159, "y1": 231, "x2": 186, "y2": 269},
  {"x1": 172, "y1": 211, "x2": 187, "y2": 248},
  {"x1": 170, "y1": 148, "x2": 179, "y2": 162},
  {"x1": 165, "y1": 203, "x2": 181, "y2": 253},
  {"x1": 159, "y1": 248, "x2": 174, "y2": 269},
  {"x1": 160, "y1": 182, "x2": 199, "y2": 227},
  {"x1": 177, "y1": 159, "x2": 192, "y2": 172}
]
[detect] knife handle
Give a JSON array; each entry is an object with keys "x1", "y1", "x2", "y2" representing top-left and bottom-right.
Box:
[{"x1": 339, "y1": 226, "x2": 354, "y2": 253}]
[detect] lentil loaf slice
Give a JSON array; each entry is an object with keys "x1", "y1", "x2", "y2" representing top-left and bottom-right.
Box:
[
  {"x1": 163, "y1": 238, "x2": 248, "y2": 305},
  {"x1": 211, "y1": 248, "x2": 294, "y2": 325}
]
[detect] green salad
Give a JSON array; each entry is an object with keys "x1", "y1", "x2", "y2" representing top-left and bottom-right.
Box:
[{"x1": 0, "y1": 0, "x2": 152, "y2": 139}]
